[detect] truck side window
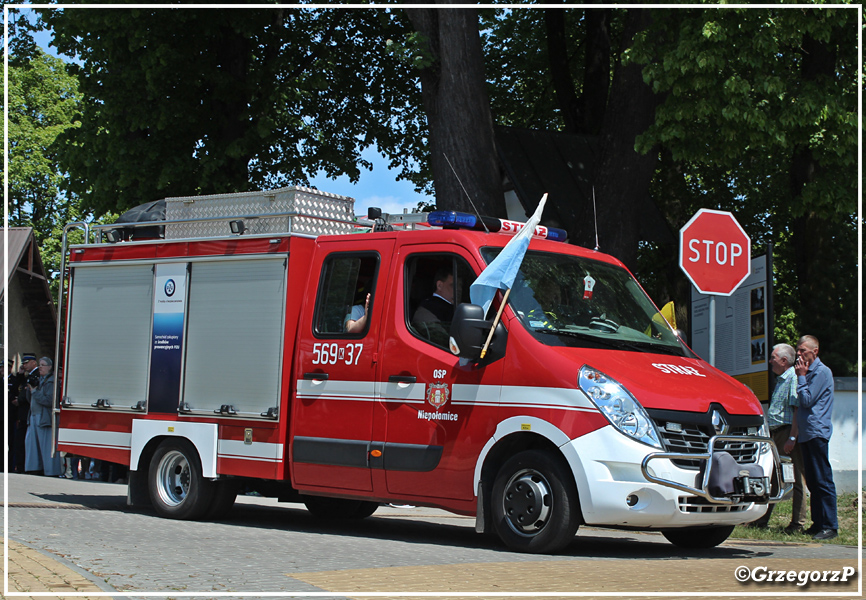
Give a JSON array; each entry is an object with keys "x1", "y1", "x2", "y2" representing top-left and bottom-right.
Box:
[
  {"x1": 314, "y1": 253, "x2": 378, "y2": 337},
  {"x1": 406, "y1": 254, "x2": 475, "y2": 349}
]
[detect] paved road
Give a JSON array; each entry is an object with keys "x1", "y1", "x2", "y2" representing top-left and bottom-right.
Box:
[{"x1": 4, "y1": 473, "x2": 860, "y2": 599}]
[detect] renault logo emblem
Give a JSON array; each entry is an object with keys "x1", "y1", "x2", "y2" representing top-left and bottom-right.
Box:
[{"x1": 711, "y1": 410, "x2": 729, "y2": 435}]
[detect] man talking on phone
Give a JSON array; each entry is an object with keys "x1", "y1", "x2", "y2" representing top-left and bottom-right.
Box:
[{"x1": 787, "y1": 335, "x2": 837, "y2": 540}]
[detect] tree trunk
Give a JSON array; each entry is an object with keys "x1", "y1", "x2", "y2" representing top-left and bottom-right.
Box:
[
  {"x1": 544, "y1": 9, "x2": 581, "y2": 133},
  {"x1": 579, "y1": 8, "x2": 612, "y2": 135},
  {"x1": 591, "y1": 8, "x2": 662, "y2": 270},
  {"x1": 206, "y1": 25, "x2": 253, "y2": 193},
  {"x1": 790, "y1": 33, "x2": 839, "y2": 349},
  {"x1": 544, "y1": 7, "x2": 610, "y2": 135},
  {"x1": 406, "y1": 5, "x2": 504, "y2": 215}
]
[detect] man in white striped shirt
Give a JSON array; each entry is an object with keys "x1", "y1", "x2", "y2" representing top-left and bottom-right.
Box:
[{"x1": 748, "y1": 343, "x2": 807, "y2": 533}]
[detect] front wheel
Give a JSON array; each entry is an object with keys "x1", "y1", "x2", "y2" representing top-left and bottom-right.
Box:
[
  {"x1": 662, "y1": 525, "x2": 735, "y2": 549},
  {"x1": 491, "y1": 449, "x2": 580, "y2": 554},
  {"x1": 148, "y1": 438, "x2": 214, "y2": 520}
]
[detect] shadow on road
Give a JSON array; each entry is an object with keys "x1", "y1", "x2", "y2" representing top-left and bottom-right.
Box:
[{"x1": 28, "y1": 489, "x2": 775, "y2": 561}]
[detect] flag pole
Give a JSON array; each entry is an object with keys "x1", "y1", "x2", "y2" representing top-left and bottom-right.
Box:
[{"x1": 480, "y1": 288, "x2": 511, "y2": 359}]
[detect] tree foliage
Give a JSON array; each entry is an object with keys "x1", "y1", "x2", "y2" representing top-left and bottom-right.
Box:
[
  {"x1": 11, "y1": 5, "x2": 860, "y2": 373},
  {"x1": 7, "y1": 48, "x2": 81, "y2": 241},
  {"x1": 628, "y1": 7, "x2": 858, "y2": 375},
  {"x1": 482, "y1": 8, "x2": 665, "y2": 269},
  {"x1": 41, "y1": 6, "x2": 426, "y2": 214},
  {"x1": 481, "y1": 5, "x2": 858, "y2": 374},
  {"x1": 405, "y1": 5, "x2": 504, "y2": 215},
  {"x1": 630, "y1": 7, "x2": 857, "y2": 216}
]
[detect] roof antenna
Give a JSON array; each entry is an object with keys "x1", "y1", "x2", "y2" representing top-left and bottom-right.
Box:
[
  {"x1": 592, "y1": 186, "x2": 600, "y2": 251},
  {"x1": 443, "y1": 153, "x2": 489, "y2": 233}
]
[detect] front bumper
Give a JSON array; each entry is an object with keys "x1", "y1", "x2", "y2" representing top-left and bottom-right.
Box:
[
  {"x1": 563, "y1": 427, "x2": 792, "y2": 529},
  {"x1": 641, "y1": 434, "x2": 794, "y2": 505}
]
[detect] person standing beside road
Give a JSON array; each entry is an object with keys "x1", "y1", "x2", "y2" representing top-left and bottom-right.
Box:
[
  {"x1": 748, "y1": 343, "x2": 807, "y2": 532},
  {"x1": 13, "y1": 354, "x2": 38, "y2": 473},
  {"x1": 786, "y1": 335, "x2": 837, "y2": 540},
  {"x1": 5, "y1": 359, "x2": 17, "y2": 472},
  {"x1": 24, "y1": 357, "x2": 63, "y2": 477}
]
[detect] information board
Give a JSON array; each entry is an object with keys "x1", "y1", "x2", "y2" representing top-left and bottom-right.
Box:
[{"x1": 690, "y1": 253, "x2": 771, "y2": 401}]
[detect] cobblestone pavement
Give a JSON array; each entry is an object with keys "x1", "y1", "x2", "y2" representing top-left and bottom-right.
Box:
[
  {"x1": 3, "y1": 474, "x2": 860, "y2": 599},
  {"x1": 3, "y1": 537, "x2": 110, "y2": 599}
]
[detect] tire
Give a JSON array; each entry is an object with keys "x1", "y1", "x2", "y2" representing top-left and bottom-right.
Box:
[
  {"x1": 351, "y1": 500, "x2": 379, "y2": 519},
  {"x1": 303, "y1": 495, "x2": 379, "y2": 520},
  {"x1": 148, "y1": 438, "x2": 214, "y2": 520},
  {"x1": 206, "y1": 480, "x2": 239, "y2": 519},
  {"x1": 491, "y1": 449, "x2": 580, "y2": 554},
  {"x1": 662, "y1": 525, "x2": 735, "y2": 549}
]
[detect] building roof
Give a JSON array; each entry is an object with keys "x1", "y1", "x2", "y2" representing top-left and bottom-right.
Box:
[{"x1": 2, "y1": 227, "x2": 57, "y2": 354}]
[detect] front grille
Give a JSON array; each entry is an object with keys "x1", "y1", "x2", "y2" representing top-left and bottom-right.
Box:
[
  {"x1": 655, "y1": 422, "x2": 759, "y2": 469},
  {"x1": 647, "y1": 405, "x2": 764, "y2": 471},
  {"x1": 677, "y1": 496, "x2": 750, "y2": 513}
]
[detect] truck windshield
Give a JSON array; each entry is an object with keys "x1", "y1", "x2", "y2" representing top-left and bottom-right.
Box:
[{"x1": 481, "y1": 248, "x2": 692, "y2": 357}]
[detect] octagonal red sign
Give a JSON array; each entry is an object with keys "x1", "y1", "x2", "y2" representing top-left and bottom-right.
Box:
[{"x1": 679, "y1": 209, "x2": 751, "y2": 296}]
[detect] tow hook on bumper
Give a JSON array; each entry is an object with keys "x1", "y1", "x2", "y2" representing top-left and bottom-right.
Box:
[{"x1": 640, "y1": 434, "x2": 794, "y2": 505}]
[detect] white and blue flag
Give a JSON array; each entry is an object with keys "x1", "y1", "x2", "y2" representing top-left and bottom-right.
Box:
[{"x1": 470, "y1": 194, "x2": 547, "y2": 317}]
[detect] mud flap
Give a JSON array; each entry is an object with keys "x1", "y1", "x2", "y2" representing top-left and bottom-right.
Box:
[
  {"x1": 475, "y1": 482, "x2": 488, "y2": 534},
  {"x1": 127, "y1": 468, "x2": 152, "y2": 507}
]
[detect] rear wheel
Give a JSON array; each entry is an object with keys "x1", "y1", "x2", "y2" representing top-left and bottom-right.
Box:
[
  {"x1": 491, "y1": 449, "x2": 580, "y2": 554},
  {"x1": 148, "y1": 438, "x2": 214, "y2": 520},
  {"x1": 662, "y1": 525, "x2": 735, "y2": 549},
  {"x1": 303, "y1": 495, "x2": 379, "y2": 520}
]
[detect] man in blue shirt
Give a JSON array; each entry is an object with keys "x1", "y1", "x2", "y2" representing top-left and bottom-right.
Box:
[
  {"x1": 749, "y1": 343, "x2": 807, "y2": 532},
  {"x1": 787, "y1": 335, "x2": 837, "y2": 540}
]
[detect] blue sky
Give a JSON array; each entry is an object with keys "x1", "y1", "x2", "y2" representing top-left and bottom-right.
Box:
[
  {"x1": 28, "y1": 12, "x2": 432, "y2": 218},
  {"x1": 307, "y1": 150, "x2": 431, "y2": 218}
]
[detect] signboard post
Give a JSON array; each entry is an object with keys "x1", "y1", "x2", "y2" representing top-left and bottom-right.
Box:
[{"x1": 679, "y1": 209, "x2": 751, "y2": 366}]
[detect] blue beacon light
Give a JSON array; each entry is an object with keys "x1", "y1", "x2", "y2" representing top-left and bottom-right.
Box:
[
  {"x1": 427, "y1": 210, "x2": 567, "y2": 242},
  {"x1": 426, "y1": 211, "x2": 481, "y2": 229},
  {"x1": 542, "y1": 227, "x2": 568, "y2": 242}
]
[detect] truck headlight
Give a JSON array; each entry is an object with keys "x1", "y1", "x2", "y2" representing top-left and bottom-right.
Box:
[{"x1": 578, "y1": 365, "x2": 663, "y2": 449}]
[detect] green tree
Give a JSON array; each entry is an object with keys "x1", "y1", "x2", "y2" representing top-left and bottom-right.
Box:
[
  {"x1": 629, "y1": 7, "x2": 858, "y2": 374},
  {"x1": 7, "y1": 48, "x2": 81, "y2": 241},
  {"x1": 481, "y1": 6, "x2": 858, "y2": 373},
  {"x1": 20, "y1": 5, "x2": 859, "y2": 373},
  {"x1": 482, "y1": 8, "x2": 665, "y2": 269},
  {"x1": 5, "y1": 40, "x2": 116, "y2": 303},
  {"x1": 405, "y1": 4, "x2": 505, "y2": 216},
  {"x1": 41, "y1": 6, "x2": 427, "y2": 214}
]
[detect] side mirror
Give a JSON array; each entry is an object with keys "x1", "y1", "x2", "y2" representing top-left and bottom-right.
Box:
[{"x1": 449, "y1": 303, "x2": 507, "y2": 364}]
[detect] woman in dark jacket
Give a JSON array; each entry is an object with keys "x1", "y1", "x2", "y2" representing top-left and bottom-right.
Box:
[{"x1": 24, "y1": 357, "x2": 62, "y2": 476}]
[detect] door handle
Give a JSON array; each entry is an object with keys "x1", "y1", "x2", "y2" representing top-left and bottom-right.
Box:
[
  {"x1": 303, "y1": 372, "x2": 329, "y2": 381},
  {"x1": 388, "y1": 375, "x2": 416, "y2": 384}
]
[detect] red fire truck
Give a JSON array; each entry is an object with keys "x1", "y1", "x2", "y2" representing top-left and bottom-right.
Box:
[{"x1": 55, "y1": 186, "x2": 790, "y2": 554}]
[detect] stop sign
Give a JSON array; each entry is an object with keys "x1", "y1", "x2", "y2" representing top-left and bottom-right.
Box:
[{"x1": 679, "y1": 209, "x2": 751, "y2": 295}]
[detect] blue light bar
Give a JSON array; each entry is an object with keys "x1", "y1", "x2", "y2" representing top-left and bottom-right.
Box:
[
  {"x1": 427, "y1": 211, "x2": 480, "y2": 229},
  {"x1": 540, "y1": 226, "x2": 568, "y2": 242},
  {"x1": 427, "y1": 210, "x2": 567, "y2": 242}
]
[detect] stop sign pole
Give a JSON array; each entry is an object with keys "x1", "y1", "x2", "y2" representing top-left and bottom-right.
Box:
[{"x1": 679, "y1": 209, "x2": 751, "y2": 366}]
